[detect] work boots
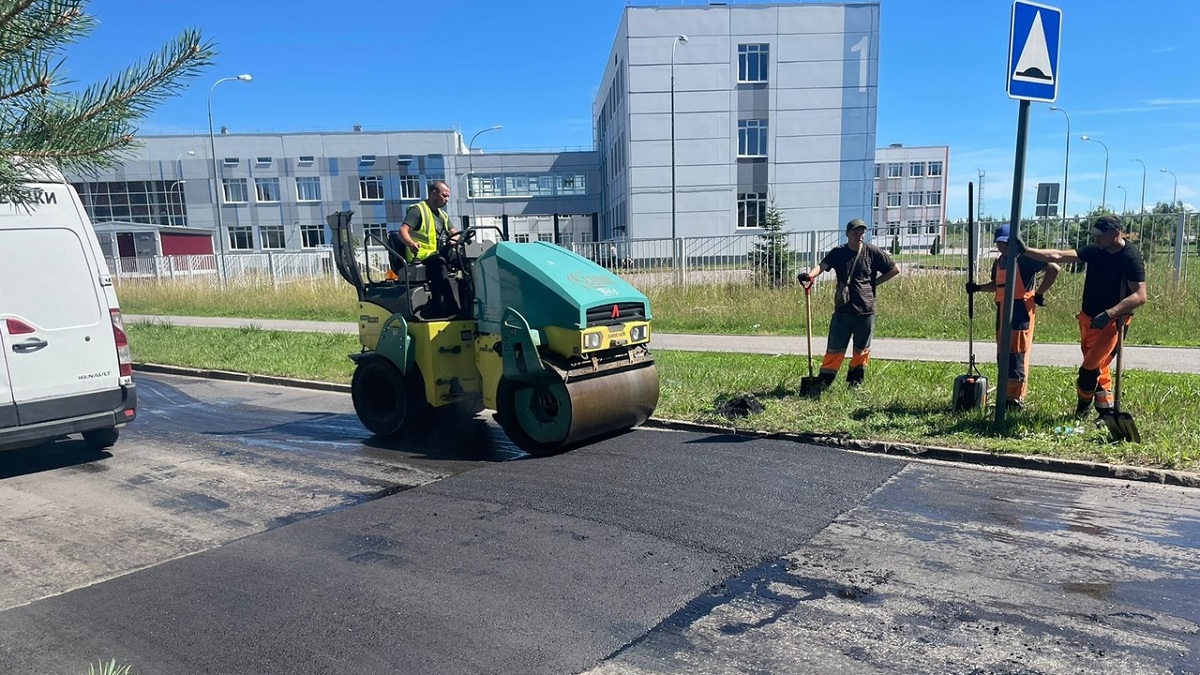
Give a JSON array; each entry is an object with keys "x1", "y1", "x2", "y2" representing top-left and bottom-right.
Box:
[
  {"x1": 846, "y1": 367, "x2": 865, "y2": 388},
  {"x1": 1074, "y1": 397, "x2": 1092, "y2": 419}
]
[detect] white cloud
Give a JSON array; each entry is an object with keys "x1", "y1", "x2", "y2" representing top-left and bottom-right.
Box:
[{"x1": 1146, "y1": 98, "x2": 1200, "y2": 106}]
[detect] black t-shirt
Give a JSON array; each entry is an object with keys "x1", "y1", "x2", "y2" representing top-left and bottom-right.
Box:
[
  {"x1": 1074, "y1": 242, "x2": 1146, "y2": 316},
  {"x1": 820, "y1": 243, "x2": 896, "y2": 316}
]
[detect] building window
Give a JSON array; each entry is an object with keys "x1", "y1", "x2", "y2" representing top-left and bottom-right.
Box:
[
  {"x1": 558, "y1": 232, "x2": 573, "y2": 245},
  {"x1": 926, "y1": 190, "x2": 942, "y2": 206},
  {"x1": 737, "y1": 191, "x2": 767, "y2": 229},
  {"x1": 926, "y1": 220, "x2": 939, "y2": 234},
  {"x1": 514, "y1": 233, "x2": 530, "y2": 243},
  {"x1": 738, "y1": 119, "x2": 768, "y2": 157},
  {"x1": 537, "y1": 232, "x2": 554, "y2": 243},
  {"x1": 887, "y1": 163, "x2": 902, "y2": 178},
  {"x1": 399, "y1": 175, "x2": 421, "y2": 200},
  {"x1": 874, "y1": 163, "x2": 881, "y2": 178},
  {"x1": 873, "y1": 192, "x2": 880, "y2": 209},
  {"x1": 558, "y1": 174, "x2": 586, "y2": 195},
  {"x1": 886, "y1": 220, "x2": 900, "y2": 235},
  {"x1": 909, "y1": 162, "x2": 925, "y2": 177},
  {"x1": 907, "y1": 221, "x2": 920, "y2": 235},
  {"x1": 298, "y1": 155, "x2": 315, "y2": 165},
  {"x1": 886, "y1": 192, "x2": 901, "y2": 207},
  {"x1": 908, "y1": 192, "x2": 923, "y2": 207},
  {"x1": 295, "y1": 176, "x2": 321, "y2": 202},
  {"x1": 506, "y1": 175, "x2": 531, "y2": 196},
  {"x1": 228, "y1": 226, "x2": 253, "y2": 250},
  {"x1": 255, "y1": 177, "x2": 281, "y2": 203},
  {"x1": 363, "y1": 223, "x2": 387, "y2": 246},
  {"x1": 301, "y1": 223, "x2": 326, "y2": 248},
  {"x1": 738, "y1": 43, "x2": 769, "y2": 83},
  {"x1": 928, "y1": 161, "x2": 944, "y2": 177},
  {"x1": 222, "y1": 178, "x2": 248, "y2": 204},
  {"x1": 261, "y1": 225, "x2": 286, "y2": 249},
  {"x1": 359, "y1": 176, "x2": 384, "y2": 201}
]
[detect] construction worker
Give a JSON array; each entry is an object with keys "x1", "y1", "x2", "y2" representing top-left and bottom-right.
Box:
[
  {"x1": 1011, "y1": 214, "x2": 1147, "y2": 418},
  {"x1": 398, "y1": 180, "x2": 460, "y2": 317},
  {"x1": 798, "y1": 219, "x2": 899, "y2": 388},
  {"x1": 965, "y1": 223, "x2": 1060, "y2": 409}
]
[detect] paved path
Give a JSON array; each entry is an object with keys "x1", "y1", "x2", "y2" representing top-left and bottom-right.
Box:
[{"x1": 126, "y1": 315, "x2": 1200, "y2": 374}]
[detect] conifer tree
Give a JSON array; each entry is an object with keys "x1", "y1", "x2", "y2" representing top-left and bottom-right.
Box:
[{"x1": 0, "y1": 0, "x2": 215, "y2": 203}]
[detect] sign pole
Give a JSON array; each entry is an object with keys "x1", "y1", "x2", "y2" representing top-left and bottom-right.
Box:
[{"x1": 995, "y1": 98, "x2": 1030, "y2": 429}]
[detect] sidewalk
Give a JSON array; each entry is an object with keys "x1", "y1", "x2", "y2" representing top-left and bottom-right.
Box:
[{"x1": 126, "y1": 315, "x2": 1200, "y2": 375}]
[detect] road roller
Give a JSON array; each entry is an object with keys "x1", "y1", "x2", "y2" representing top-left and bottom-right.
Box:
[{"x1": 327, "y1": 211, "x2": 659, "y2": 455}]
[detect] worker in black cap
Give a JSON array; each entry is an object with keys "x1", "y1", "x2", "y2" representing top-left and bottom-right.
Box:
[
  {"x1": 1010, "y1": 214, "x2": 1147, "y2": 418},
  {"x1": 797, "y1": 218, "x2": 899, "y2": 388},
  {"x1": 965, "y1": 223, "x2": 1060, "y2": 409}
]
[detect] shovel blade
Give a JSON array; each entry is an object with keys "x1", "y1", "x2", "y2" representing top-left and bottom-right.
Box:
[
  {"x1": 1103, "y1": 412, "x2": 1141, "y2": 443},
  {"x1": 799, "y1": 376, "x2": 824, "y2": 398},
  {"x1": 952, "y1": 375, "x2": 988, "y2": 412}
]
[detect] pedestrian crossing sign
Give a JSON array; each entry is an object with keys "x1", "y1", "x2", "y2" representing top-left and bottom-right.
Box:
[{"x1": 1007, "y1": 1, "x2": 1062, "y2": 102}]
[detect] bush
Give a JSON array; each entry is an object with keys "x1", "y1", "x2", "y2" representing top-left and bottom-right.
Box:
[
  {"x1": 929, "y1": 236, "x2": 942, "y2": 255},
  {"x1": 890, "y1": 235, "x2": 901, "y2": 256}
]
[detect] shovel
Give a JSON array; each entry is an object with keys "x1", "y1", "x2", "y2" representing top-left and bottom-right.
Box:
[
  {"x1": 799, "y1": 278, "x2": 823, "y2": 398},
  {"x1": 953, "y1": 182, "x2": 988, "y2": 412},
  {"x1": 1102, "y1": 319, "x2": 1141, "y2": 443}
]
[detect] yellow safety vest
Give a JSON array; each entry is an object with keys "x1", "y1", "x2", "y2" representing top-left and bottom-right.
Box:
[{"x1": 404, "y1": 201, "x2": 449, "y2": 262}]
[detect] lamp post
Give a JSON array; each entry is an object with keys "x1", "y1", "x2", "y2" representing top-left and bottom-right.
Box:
[
  {"x1": 1160, "y1": 168, "x2": 1178, "y2": 208},
  {"x1": 670, "y1": 34, "x2": 688, "y2": 281},
  {"x1": 170, "y1": 150, "x2": 194, "y2": 227},
  {"x1": 1116, "y1": 185, "x2": 1127, "y2": 215},
  {"x1": 1129, "y1": 158, "x2": 1146, "y2": 216},
  {"x1": 208, "y1": 74, "x2": 252, "y2": 275},
  {"x1": 1080, "y1": 135, "x2": 1108, "y2": 210},
  {"x1": 670, "y1": 35, "x2": 688, "y2": 242},
  {"x1": 1048, "y1": 106, "x2": 1069, "y2": 229},
  {"x1": 466, "y1": 125, "x2": 503, "y2": 229},
  {"x1": 167, "y1": 180, "x2": 187, "y2": 226}
]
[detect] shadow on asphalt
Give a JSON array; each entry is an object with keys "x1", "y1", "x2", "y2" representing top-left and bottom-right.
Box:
[{"x1": 0, "y1": 439, "x2": 110, "y2": 480}]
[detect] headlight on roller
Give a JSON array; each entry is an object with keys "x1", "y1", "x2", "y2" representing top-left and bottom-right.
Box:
[
  {"x1": 584, "y1": 332, "x2": 603, "y2": 349},
  {"x1": 629, "y1": 325, "x2": 646, "y2": 342}
]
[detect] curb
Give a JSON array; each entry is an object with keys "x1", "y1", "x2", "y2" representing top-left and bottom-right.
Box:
[{"x1": 134, "y1": 363, "x2": 1200, "y2": 490}]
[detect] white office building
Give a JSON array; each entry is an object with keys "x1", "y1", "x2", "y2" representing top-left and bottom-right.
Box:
[{"x1": 872, "y1": 143, "x2": 950, "y2": 250}]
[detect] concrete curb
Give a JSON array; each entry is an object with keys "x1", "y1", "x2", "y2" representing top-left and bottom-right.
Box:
[{"x1": 134, "y1": 363, "x2": 1200, "y2": 490}]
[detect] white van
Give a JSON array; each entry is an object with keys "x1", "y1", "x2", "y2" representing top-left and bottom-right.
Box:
[{"x1": 0, "y1": 169, "x2": 136, "y2": 452}]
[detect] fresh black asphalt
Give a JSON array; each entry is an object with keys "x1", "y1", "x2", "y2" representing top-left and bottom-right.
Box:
[{"x1": 0, "y1": 381, "x2": 903, "y2": 674}]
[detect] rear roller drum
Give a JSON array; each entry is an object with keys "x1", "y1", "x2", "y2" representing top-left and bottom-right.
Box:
[
  {"x1": 351, "y1": 357, "x2": 428, "y2": 437},
  {"x1": 497, "y1": 364, "x2": 659, "y2": 456}
]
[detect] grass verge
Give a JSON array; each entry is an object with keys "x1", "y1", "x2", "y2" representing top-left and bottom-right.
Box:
[{"x1": 128, "y1": 322, "x2": 1200, "y2": 472}]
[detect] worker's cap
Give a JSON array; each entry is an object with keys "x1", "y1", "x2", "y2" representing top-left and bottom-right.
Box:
[
  {"x1": 1090, "y1": 214, "x2": 1123, "y2": 235},
  {"x1": 845, "y1": 218, "x2": 867, "y2": 232},
  {"x1": 993, "y1": 223, "x2": 1011, "y2": 243}
]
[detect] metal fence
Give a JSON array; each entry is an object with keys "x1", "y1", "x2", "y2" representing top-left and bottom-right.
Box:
[{"x1": 109, "y1": 212, "x2": 1199, "y2": 290}]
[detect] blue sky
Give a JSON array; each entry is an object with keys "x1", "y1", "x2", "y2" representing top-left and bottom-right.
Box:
[{"x1": 64, "y1": 0, "x2": 1198, "y2": 221}]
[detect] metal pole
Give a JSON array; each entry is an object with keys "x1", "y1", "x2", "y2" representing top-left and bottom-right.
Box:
[
  {"x1": 467, "y1": 125, "x2": 502, "y2": 228},
  {"x1": 1162, "y1": 169, "x2": 1178, "y2": 207},
  {"x1": 996, "y1": 99, "x2": 1030, "y2": 429},
  {"x1": 1050, "y1": 107, "x2": 1069, "y2": 239},
  {"x1": 208, "y1": 74, "x2": 251, "y2": 284},
  {"x1": 671, "y1": 35, "x2": 687, "y2": 283}
]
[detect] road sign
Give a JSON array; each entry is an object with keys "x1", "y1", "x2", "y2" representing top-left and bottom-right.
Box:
[{"x1": 1007, "y1": 1, "x2": 1062, "y2": 102}]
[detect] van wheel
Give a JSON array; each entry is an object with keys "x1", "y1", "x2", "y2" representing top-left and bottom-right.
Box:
[{"x1": 83, "y1": 428, "x2": 119, "y2": 450}]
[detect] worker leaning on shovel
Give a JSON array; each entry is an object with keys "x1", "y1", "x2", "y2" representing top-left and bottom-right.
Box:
[
  {"x1": 1009, "y1": 214, "x2": 1148, "y2": 420},
  {"x1": 965, "y1": 223, "x2": 1060, "y2": 410},
  {"x1": 798, "y1": 219, "x2": 899, "y2": 388}
]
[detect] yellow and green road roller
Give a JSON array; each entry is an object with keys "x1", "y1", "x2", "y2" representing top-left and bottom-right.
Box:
[{"x1": 328, "y1": 211, "x2": 659, "y2": 455}]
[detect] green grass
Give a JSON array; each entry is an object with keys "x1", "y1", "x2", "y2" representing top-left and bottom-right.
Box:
[
  {"x1": 117, "y1": 259, "x2": 1200, "y2": 346},
  {"x1": 128, "y1": 322, "x2": 1200, "y2": 472}
]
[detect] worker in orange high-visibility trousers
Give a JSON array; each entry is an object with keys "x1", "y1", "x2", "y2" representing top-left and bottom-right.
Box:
[{"x1": 965, "y1": 223, "x2": 1059, "y2": 410}]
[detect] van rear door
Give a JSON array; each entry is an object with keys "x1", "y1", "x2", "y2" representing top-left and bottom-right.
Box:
[{"x1": 0, "y1": 184, "x2": 120, "y2": 425}]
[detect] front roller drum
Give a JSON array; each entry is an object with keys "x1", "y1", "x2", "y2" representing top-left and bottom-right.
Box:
[{"x1": 498, "y1": 364, "x2": 659, "y2": 456}]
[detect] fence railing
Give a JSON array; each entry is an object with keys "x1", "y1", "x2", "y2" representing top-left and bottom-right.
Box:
[{"x1": 109, "y1": 213, "x2": 1199, "y2": 290}]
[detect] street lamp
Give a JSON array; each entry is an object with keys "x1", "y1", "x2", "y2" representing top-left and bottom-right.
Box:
[
  {"x1": 1129, "y1": 158, "x2": 1146, "y2": 215},
  {"x1": 208, "y1": 74, "x2": 252, "y2": 270},
  {"x1": 670, "y1": 34, "x2": 688, "y2": 246},
  {"x1": 168, "y1": 180, "x2": 186, "y2": 226},
  {"x1": 1116, "y1": 185, "x2": 1127, "y2": 214},
  {"x1": 466, "y1": 125, "x2": 503, "y2": 228},
  {"x1": 1080, "y1": 135, "x2": 1109, "y2": 211},
  {"x1": 1048, "y1": 106, "x2": 1069, "y2": 225},
  {"x1": 1160, "y1": 168, "x2": 1178, "y2": 208}
]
